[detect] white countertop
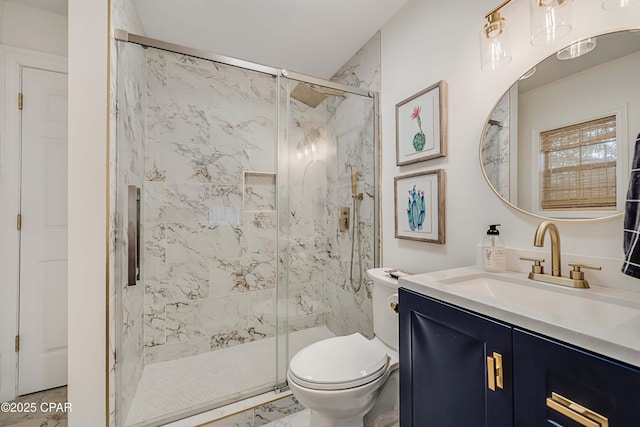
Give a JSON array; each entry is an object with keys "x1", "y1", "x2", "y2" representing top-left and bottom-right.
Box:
[{"x1": 399, "y1": 265, "x2": 640, "y2": 368}]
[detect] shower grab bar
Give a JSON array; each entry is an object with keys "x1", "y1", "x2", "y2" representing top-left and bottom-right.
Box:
[{"x1": 127, "y1": 185, "x2": 141, "y2": 286}]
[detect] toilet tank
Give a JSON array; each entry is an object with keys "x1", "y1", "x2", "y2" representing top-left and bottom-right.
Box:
[{"x1": 367, "y1": 268, "x2": 400, "y2": 351}]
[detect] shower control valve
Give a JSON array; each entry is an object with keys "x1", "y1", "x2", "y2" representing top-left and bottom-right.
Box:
[{"x1": 339, "y1": 207, "x2": 350, "y2": 232}]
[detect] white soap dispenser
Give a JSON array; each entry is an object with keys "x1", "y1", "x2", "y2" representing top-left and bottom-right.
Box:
[{"x1": 482, "y1": 224, "x2": 506, "y2": 273}]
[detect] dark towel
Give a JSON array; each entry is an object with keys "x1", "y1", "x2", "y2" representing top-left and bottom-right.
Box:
[{"x1": 622, "y1": 133, "x2": 640, "y2": 278}]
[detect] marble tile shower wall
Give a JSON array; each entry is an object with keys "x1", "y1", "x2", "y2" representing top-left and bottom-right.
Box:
[
  {"x1": 141, "y1": 49, "x2": 328, "y2": 364},
  {"x1": 324, "y1": 32, "x2": 380, "y2": 338},
  {"x1": 284, "y1": 91, "x2": 331, "y2": 334},
  {"x1": 110, "y1": 1, "x2": 147, "y2": 425},
  {"x1": 482, "y1": 92, "x2": 510, "y2": 199},
  {"x1": 113, "y1": 41, "x2": 147, "y2": 425},
  {"x1": 109, "y1": 29, "x2": 380, "y2": 427}
]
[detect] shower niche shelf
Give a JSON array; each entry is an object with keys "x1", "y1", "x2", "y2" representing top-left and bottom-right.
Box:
[{"x1": 243, "y1": 171, "x2": 277, "y2": 213}]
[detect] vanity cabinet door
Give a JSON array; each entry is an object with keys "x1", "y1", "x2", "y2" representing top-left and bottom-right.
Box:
[
  {"x1": 513, "y1": 328, "x2": 640, "y2": 426},
  {"x1": 399, "y1": 289, "x2": 513, "y2": 427}
]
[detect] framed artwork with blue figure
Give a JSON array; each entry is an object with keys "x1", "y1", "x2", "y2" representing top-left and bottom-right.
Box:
[
  {"x1": 394, "y1": 169, "x2": 445, "y2": 243},
  {"x1": 396, "y1": 80, "x2": 448, "y2": 166}
]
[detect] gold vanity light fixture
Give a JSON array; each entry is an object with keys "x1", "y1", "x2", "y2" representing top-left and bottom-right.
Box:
[
  {"x1": 479, "y1": 1, "x2": 513, "y2": 71},
  {"x1": 530, "y1": 0, "x2": 574, "y2": 46},
  {"x1": 519, "y1": 66, "x2": 537, "y2": 79},
  {"x1": 480, "y1": 0, "x2": 575, "y2": 70},
  {"x1": 602, "y1": 0, "x2": 638, "y2": 9},
  {"x1": 480, "y1": 0, "x2": 631, "y2": 70},
  {"x1": 556, "y1": 37, "x2": 597, "y2": 60}
]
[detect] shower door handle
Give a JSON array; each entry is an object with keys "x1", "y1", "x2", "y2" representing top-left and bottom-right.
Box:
[{"x1": 127, "y1": 185, "x2": 141, "y2": 286}]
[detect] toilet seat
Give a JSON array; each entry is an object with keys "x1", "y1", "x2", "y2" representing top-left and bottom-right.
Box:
[{"x1": 288, "y1": 333, "x2": 390, "y2": 391}]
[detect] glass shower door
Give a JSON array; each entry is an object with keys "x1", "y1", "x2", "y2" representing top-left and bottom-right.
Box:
[
  {"x1": 113, "y1": 33, "x2": 379, "y2": 426},
  {"x1": 275, "y1": 75, "x2": 379, "y2": 390},
  {"x1": 114, "y1": 40, "x2": 283, "y2": 426}
]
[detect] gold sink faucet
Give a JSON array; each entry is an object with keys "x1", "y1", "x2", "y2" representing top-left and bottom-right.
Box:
[
  {"x1": 533, "y1": 221, "x2": 561, "y2": 277},
  {"x1": 520, "y1": 221, "x2": 601, "y2": 289}
]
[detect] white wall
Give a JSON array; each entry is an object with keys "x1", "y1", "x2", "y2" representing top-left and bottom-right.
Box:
[
  {"x1": 68, "y1": 0, "x2": 107, "y2": 425},
  {"x1": 381, "y1": 1, "x2": 640, "y2": 284},
  {"x1": 0, "y1": 1, "x2": 67, "y2": 56}
]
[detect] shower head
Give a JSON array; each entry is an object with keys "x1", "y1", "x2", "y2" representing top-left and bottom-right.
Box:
[{"x1": 290, "y1": 83, "x2": 347, "y2": 108}]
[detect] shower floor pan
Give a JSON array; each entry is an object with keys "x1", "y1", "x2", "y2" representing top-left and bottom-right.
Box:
[{"x1": 125, "y1": 326, "x2": 335, "y2": 426}]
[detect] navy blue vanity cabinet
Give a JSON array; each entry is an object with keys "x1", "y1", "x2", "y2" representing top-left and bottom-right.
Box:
[
  {"x1": 399, "y1": 288, "x2": 513, "y2": 427},
  {"x1": 513, "y1": 328, "x2": 640, "y2": 426}
]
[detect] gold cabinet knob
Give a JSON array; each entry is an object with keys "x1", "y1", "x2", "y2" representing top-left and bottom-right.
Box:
[{"x1": 390, "y1": 301, "x2": 399, "y2": 313}]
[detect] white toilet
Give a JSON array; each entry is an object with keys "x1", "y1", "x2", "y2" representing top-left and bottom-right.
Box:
[{"x1": 287, "y1": 268, "x2": 400, "y2": 427}]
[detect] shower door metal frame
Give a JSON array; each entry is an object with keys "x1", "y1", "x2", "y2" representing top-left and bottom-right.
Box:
[
  {"x1": 113, "y1": 30, "x2": 373, "y2": 98},
  {"x1": 113, "y1": 25, "x2": 382, "y2": 409}
]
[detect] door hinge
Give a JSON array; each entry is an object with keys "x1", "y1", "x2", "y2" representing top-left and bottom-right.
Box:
[
  {"x1": 17, "y1": 213, "x2": 21, "y2": 230},
  {"x1": 18, "y1": 92, "x2": 23, "y2": 110},
  {"x1": 15, "y1": 335, "x2": 19, "y2": 352}
]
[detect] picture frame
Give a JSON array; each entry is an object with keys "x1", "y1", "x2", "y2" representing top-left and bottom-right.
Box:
[
  {"x1": 396, "y1": 80, "x2": 448, "y2": 166},
  {"x1": 394, "y1": 169, "x2": 445, "y2": 244}
]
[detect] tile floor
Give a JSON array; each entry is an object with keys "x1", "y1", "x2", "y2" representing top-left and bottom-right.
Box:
[
  {"x1": 0, "y1": 386, "x2": 68, "y2": 427},
  {"x1": 0, "y1": 386, "x2": 303, "y2": 427},
  {"x1": 259, "y1": 410, "x2": 309, "y2": 427},
  {"x1": 0, "y1": 328, "x2": 329, "y2": 427},
  {"x1": 128, "y1": 326, "x2": 334, "y2": 426},
  {"x1": 200, "y1": 397, "x2": 307, "y2": 427}
]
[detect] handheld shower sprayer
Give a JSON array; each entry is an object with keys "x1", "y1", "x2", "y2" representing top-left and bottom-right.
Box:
[
  {"x1": 351, "y1": 165, "x2": 357, "y2": 195},
  {"x1": 350, "y1": 165, "x2": 363, "y2": 201},
  {"x1": 348, "y1": 164, "x2": 363, "y2": 292}
]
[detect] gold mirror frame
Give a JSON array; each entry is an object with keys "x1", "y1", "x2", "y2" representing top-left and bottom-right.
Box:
[{"x1": 479, "y1": 29, "x2": 640, "y2": 222}]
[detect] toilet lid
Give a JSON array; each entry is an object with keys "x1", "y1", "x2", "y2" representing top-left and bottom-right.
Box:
[{"x1": 288, "y1": 333, "x2": 389, "y2": 390}]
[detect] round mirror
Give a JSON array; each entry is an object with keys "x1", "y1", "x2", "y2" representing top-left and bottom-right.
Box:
[{"x1": 480, "y1": 29, "x2": 640, "y2": 220}]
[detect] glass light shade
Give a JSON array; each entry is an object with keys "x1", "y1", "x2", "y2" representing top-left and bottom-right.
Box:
[
  {"x1": 519, "y1": 66, "x2": 537, "y2": 80},
  {"x1": 602, "y1": 0, "x2": 639, "y2": 8},
  {"x1": 556, "y1": 38, "x2": 597, "y2": 60},
  {"x1": 530, "y1": 0, "x2": 572, "y2": 46},
  {"x1": 480, "y1": 17, "x2": 512, "y2": 71}
]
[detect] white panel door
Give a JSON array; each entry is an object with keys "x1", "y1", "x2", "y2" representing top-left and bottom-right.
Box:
[{"x1": 18, "y1": 67, "x2": 68, "y2": 395}]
